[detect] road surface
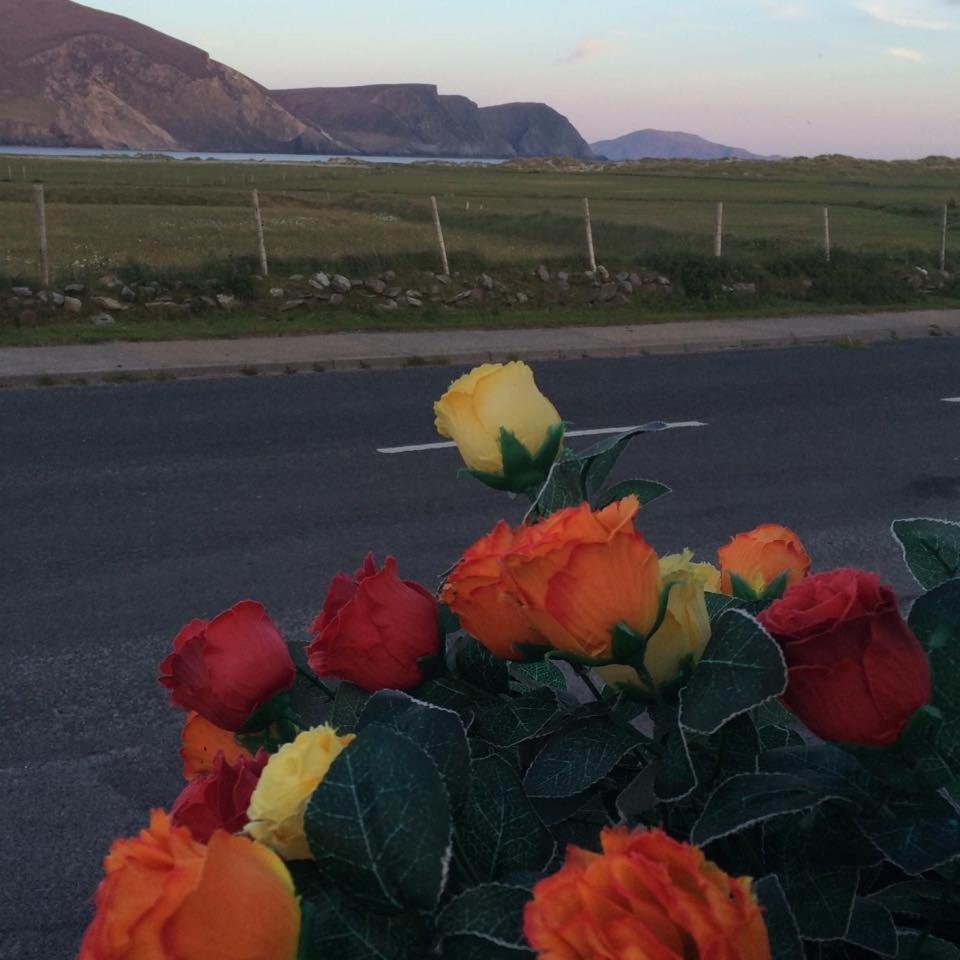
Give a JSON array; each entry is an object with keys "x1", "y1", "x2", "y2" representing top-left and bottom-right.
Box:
[{"x1": 2, "y1": 340, "x2": 958, "y2": 957}]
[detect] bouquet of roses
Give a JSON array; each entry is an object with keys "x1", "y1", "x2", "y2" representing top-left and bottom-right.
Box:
[{"x1": 79, "y1": 361, "x2": 960, "y2": 960}]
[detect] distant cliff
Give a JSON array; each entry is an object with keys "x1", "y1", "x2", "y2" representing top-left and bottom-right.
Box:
[
  {"x1": 591, "y1": 129, "x2": 768, "y2": 161},
  {"x1": 0, "y1": 0, "x2": 344, "y2": 153},
  {"x1": 0, "y1": 0, "x2": 593, "y2": 159},
  {"x1": 271, "y1": 85, "x2": 593, "y2": 159}
]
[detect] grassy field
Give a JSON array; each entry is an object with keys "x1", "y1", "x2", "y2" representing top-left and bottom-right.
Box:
[
  {"x1": 0, "y1": 154, "x2": 957, "y2": 347},
  {"x1": 1, "y1": 154, "x2": 957, "y2": 283}
]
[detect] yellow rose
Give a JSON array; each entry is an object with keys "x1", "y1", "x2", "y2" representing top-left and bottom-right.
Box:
[
  {"x1": 434, "y1": 362, "x2": 563, "y2": 493},
  {"x1": 597, "y1": 550, "x2": 719, "y2": 692},
  {"x1": 246, "y1": 725, "x2": 355, "y2": 861}
]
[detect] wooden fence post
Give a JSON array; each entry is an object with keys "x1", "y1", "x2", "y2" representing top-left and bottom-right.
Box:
[
  {"x1": 583, "y1": 197, "x2": 598, "y2": 273},
  {"x1": 35, "y1": 183, "x2": 50, "y2": 288},
  {"x1": 251, "y1": 189, "x2": 269, "y2": 277},
  {"x1": 824, "y1": 207, "x2": 832, "y2": 263},
  {"x1": 941, "y1": 204, "x2": 949, "y2": 273},
  {"x1": 431, "y1": 195, "x2": 450, "y2": 276},
  {"x1": 714, "y1": 202, "x2": 724, "y2": 258}
]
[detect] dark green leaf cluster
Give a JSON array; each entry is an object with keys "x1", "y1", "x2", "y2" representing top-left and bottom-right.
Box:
[{"x1": 274, "y1": 481, "x2": 960, "y2": 959}]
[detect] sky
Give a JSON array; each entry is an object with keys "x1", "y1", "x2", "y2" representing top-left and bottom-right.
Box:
[{"x1": 87, "y1": 0, "x2": 960, "y2": 158}]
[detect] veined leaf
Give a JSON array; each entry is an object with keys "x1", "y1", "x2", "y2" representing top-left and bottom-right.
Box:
[
  {"x1": 893, "y1": 518, "x2": 960, "y2": 591},
  {"x1": 304, "y1": 726, "x2": 451, "y2": 913},
  {"x1": 679, "y1": 610, "x2": 788, "y2": 736},
  {"x1": 436, "y1": 883, "x2": 535, "y2": 958},
  {"x1": 358, "y1": 691, "x2": 470, "y2": 810},
  {"x1": 691, "y1": 772, "x2": 845, "y2": 846},
  {"x1": 304, "y1": 888, "x2": 430, "y2": 960},
  {"x1": 524, "y1": 718, "x2": 643, "y2": 799},
  {"x1": 454, "y1": 755, "x2": 554, "y2": 882}
]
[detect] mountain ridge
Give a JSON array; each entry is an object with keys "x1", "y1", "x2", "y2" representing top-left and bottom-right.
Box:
[
  {"x1": 591, "y1": 128, "x2": 768, "y2": 161},
  {"x1": 0, "y1": 0, "x2": 593, "y2": 158}
]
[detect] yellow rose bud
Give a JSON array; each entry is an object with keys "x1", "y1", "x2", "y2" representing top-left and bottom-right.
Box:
[
  {"x1": 246, "y1": 725, "x2": 355, "y2": 861},
  {"x1": 597, "y1": 550, "x2": 719, "y2": 692},
  {"x1": 434, "y1": 362, "x2": 563, "y2": 493}
]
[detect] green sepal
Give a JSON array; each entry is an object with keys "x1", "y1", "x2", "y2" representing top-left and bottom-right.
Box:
[
  {"x1": 728, "y1": 573, "x2": 761, "y2": 603},
  {"x1": 515, "y1": 582, "x2": 678, "y2": 694},
  {"x1": 761, "y1": 571, "x2": 791, "y2": 603},
  {"x1": 296, "y1": 899, "x2": 319, "y2": 960},
  {"x1": 467, "y1": 422, "x2": 564, "y2": 495},
  {"x1": 237, "y1": 717, "x2": 301, "y2": 755},
  {"x1": 237, "y1": 692, "x2": 302, "y2": 750},
  {"x1": 240, "y1": 691, "x2": 294, "y2": 734},
  {"x1": 417, "y1": 649, "x2": 448, "y2": 684},
  {"x1": 726, "y1": 570, "x2": 790, "y2": 606},
  {"x1": 845, "y1": 705, "x2": 957, "y2": 792}
]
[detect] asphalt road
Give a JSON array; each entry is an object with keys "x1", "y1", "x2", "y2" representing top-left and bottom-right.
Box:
[{"x1": 2, "y1": 340, "x2": 959, "y2": 958}]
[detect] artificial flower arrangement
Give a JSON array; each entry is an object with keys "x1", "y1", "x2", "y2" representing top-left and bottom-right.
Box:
[{"x1": 79, "y1": 361, "x2": 960, "y2": 960}]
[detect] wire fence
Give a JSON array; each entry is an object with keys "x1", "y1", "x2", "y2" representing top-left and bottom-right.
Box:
[{"x1": 0, "y1": 162, "x2": 955, "y2": 285}]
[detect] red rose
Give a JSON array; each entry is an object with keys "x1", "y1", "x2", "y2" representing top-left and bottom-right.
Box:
[
  {"x1": 171, "y1": 750, "x2": 269, "y2": 843},
  {"x1": 307, "y1": 553, "x2": 439, "y2": 692},
  {"x1": 160, "y1": 601, "x2": 295, "y2": 732},
  {"x1": 759, "y1": 569, "x2": 931, "y2": 746}
]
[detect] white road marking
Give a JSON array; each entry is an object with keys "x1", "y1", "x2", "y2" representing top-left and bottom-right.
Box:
[
  {"x1": 943, "y1": 397, "x2": 960, "y2": 403},
  {"x1": 377, "y1": 422, "x2": 709, "y2": 455}
]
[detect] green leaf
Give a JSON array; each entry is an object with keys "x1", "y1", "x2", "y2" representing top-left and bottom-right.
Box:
[
  {"x1": 454, "y1": 756, "x2": 555, "y2": 883},
  {"x1": 473, "y1": 688, "x2": 566, "y2": 747},
  {"x1": 304, "y1": 888, "x2": 430, "y2": 960},
  {"x1": 436, "y1": 883, "x2": 535, "y2": 958},
  {"x1": 759, "y1": 725, "x2": 805, "y2": 751},
  {"x1": 893, "y1": 518, "x2": 960, "y2": 591},
  {"x1": 705, "y1": 591, "x2": 740, "y2": 621},
  {"x1": 529, "y1": 457, "x2": 584, "y2": 517},
  {"x1": 896, "y1": 932, "x2": 960, "y2": 960},
  {"x1": 510, "y1": 660, "x2": 567, "y2": 692},
  {"x1": 679, "y1": 610, "x2": 788, "y2": 736},
  {"x1": 523, "y1": 718, "x2": 643, "y2": 799},
  {"x1": 331, "y1": 682, "x2": 370, "y2": 735},
  {"x1": 653, "y1": 705, "x2": 697, "y2": 802},
  {"x1": 762, "y1": 743, "x2": 886, "y2": 806},
  {"x1": 593, "y1": 478, "x2": 672, "y2": 510},
  {"x1": 691, "y1": 772, "x2": 845, "y2": 845},
  {"x1": 440, "y1": 940, "x2": 533, "y2": 960},
  {"x1": 754, "y1": 875, "x2": 804, "y2": 960},
  {"x1": 846, "y1": 898, "x2": 898, "y2": 957},
  {"x1": 859, "y1": 792, "x2": 960, "y2": 874},
  {"x1": 573, "y1": 423, "x2": 671, "y2": 498},
  {"x1": 455, "y1": 636, "x2": 511, "y2": 694},
  {"x1": 764, "y1": 813, "x2": 860, "y2": 940},
  {"x1": 871, "y1": 880, "x2": 956, "y2": 920},
  {"x1": 358, "y1": 691, "x2": 470, "y2": 810},
  {"x1": 714, "y1": 713, "x2": 762, "y2": 778},
  {"x1": 909, "y1": 581, "x2": 960, "y2": 773},
  {"x1": 414, "y1": 677, "x2": 491, "y2": 717},
  {"x1": 304, "y1": 726, "x2": 451, "y2": 913},
  {"x1": 616, "y1": 766, "x2": 658, "y2": 819}
]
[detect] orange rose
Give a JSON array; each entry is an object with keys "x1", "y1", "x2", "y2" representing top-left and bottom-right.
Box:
[
  {"x1": 524, "y1": 827, "x2": 771, "y2": 960},
  {"x1": 79, "y1": 810, "x2": 300, "y2": 960},
  {"x1": 180, "y1": 711, "x2": 253, "y2": 780},
  {"x1": 718, "y1": 523, "x2": 811, "y2": 596},
  {"x1": 503, "y1": 497, "x2": 660, "y2": 659},
  {"x1": 440, "y1": 520, "x2": 548, "y2": 658}
]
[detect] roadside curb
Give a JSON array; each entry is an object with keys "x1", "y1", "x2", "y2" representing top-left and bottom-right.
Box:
[{"x1": 1, "y1": 310, "x2": 957, "y2": 387}]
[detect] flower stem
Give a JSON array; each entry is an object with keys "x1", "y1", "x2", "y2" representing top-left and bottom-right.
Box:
[
  {"x1": 576, "y1": 664, "x2": 605, "y2": 702},
  {"x1": 296, "y1": 665, "x2": 336, "y2": 701}
]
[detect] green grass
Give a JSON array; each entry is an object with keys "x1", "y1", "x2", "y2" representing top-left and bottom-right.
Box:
[
  {"x1": 1, "y1": 154, "x2": 956, "y2": 286},
  {"x1": 0, "y1": 154, "x2": 957, "y2": 346},
  {"x1": 3, "y1": 297, "x2": 957, "y2": 349}
]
